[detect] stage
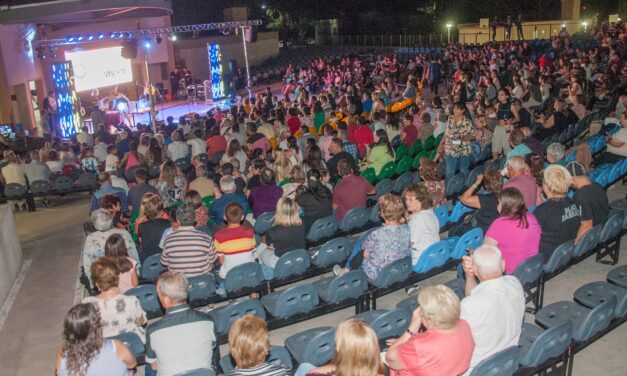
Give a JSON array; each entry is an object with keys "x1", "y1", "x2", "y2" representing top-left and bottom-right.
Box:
[{"x1": 131, "y1": 98, "x2": 236, "y2": 125}]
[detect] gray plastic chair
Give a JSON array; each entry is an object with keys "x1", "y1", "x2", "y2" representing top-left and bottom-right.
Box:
[
  {"x1": 261, "y1": 284, "x2": 319, "y2": 318},
  {"x1": 30, "y1": 180, "x2": 51, "y2": 197},
  {"x1": 310, "y1": 237, "x2": 350, "y2": 268},
  {"x1": 208, "y1": 299, "x2": 266, "y2": 335},
  {"x1": 272, "y1": 249, "x2": 310, "y2": 280},
  {"x1": 253, "y1": 211, "x2": 275, "y2": 235},
  {"x1": 574, "y1": 281, "x2": 627, "y2": 318},
  {"x1": 140, "y1": 253, "x2": 165, "y2": 282},
  {"x1": 392, "y1": 171, "x2": 414, "y2": 193},
  {"x1": 53, "y1": 175, "x2": 74, "y2": 194},
  {"x1": 468, "y1": 346, "x2": 519, "y2": 376},
  {"x1": 444, "y1": 278, "x2": 466, "y2": 301},
  {"x1": 109, "y1": 332, "x2": 145, "y2": 357},
  {"x1": 174, "y1": 369, "x2": 215, "y2": 376},
  {"x1": 600, "y1": 212, "x2": 624, "y2": 243},
  {"x1": 4, "y1": 183, "x2": 27, "y2": 199},
  {"x1": 285, "y1": 327, "x2": 336, "y2": 366},
  {"x1": 373, "y1": 178, "x2": 393, "y2": 199},
  {"x1": 313, "y1": 270, "x2": 368, "y2": 303},
  {"x1": 223, "y1": 262, "x2": 265, "y2": 295},
  {"x1": 518, "y1": 321, "x2": 572, "y2": 368},
  {"x1": 77, "y1": 173, "x2": 97, "y2": 191},
  {"x1": 543, "y1": 240, "x2": 574, "y2": 273},
  {"x1": 125, "y1": 284, "x2": 163, "y2": 319},
  {"x1": 187, "y1": 274, "x2": 217, "y2": 308},
  {"x1": 306, "y1": 215, "x2": 338, "y2": 242},
  {"x1": 339, "y1": 207, "x2": 370, "y2": 232},
  {"x1": 368, "y1": 203, "x2": 382, "y2": 224},
  {"x1": 572, "y1": 225, "x2": 602, "y2": 258},
  {"x1": 355, "y1": 308, "x2": 411, "y2": 343},
  {"x1": 370, "y1": 257, "x2": 412, "y2": 288},
  {"x1": 607, "y1": 264, "x2": 627, "y2": 288}
]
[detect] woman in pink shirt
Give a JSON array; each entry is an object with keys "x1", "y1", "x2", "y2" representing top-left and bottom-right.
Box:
[
  {"x1": 104, "y1": 234, "x2": 138, "y2": 293},
  {"x1": 484, "y1": 187, "x2": 541, "y2": 274},
  {"x1": 386, "y1": 285, "x2": 474, "y2": 376}
]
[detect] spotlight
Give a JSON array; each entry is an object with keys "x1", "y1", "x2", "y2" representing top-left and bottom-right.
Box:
[
  {"x1": 67, "y1": 35, "x2": 76, "y2": 42},
  {"x1": 143, "y1": 37, "x2": 152, "y2": 49},
  {"x1": 156, "y1": 35, "x2": 162, "y2": 44},
  {"x1": 97, "y1": 33, "x2": 105, "y2": 39},
  {"x1": 87, "y1": 34, "x2": 94, "y2": 41},
  {"x1": 109, "y1": 32, "x2": 118, "y2": 38},
  {"x1": 117, "y1": 102, "x2": 128, "y2": 112},
  {"x1": 169, "y1": 34, "x2": 177, "y2": 42},
  {"x1": 77, "y1": 35, "x2": 84, "y2": 41}
]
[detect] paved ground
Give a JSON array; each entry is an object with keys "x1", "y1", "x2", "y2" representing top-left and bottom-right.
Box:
[{"x1": 0, "y1": 185, "x2": 625, "y2": 375}]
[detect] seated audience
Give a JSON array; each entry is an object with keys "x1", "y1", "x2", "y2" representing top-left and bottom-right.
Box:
[
  {"x1": 100, "y1": 194, "x2": 130, "y2": 230},
  {"x1": 189, "y1": 164, "x2": 220, "y2": 199},
  {"x1": 461, "y1": 245, "x2": 525, "y2": 374},
  {"x1": 546, "y1": 142, "x2": 566, "y2": 166},
  {"x1": 594, "y1": 112, "x2": 627, "y2": 165},
  {"x1": 296, "y1": 169, "x2": 334, "y2": 231},
  {"x1": 211, "y1": 176, "x2": 250, "y2": 222},
  {"x1": 184, "y1": 190, "x2": 209, "y2": 228},
  {"x1": 326, "y1": 138, "x2": 356, "y2": 184},
  {"x1": 534, "y1": 165, "x2": 580, "y2": 262},
  {"x1": 418, "y1": 158, "x2": 446, "y2": 207},
  {"x1": 156, "y1": 160, "x2": 187, "y2": 208},
  {"x1": 145, "y1": 272, "x2": 216, "y2": 376},
  {"x1": 90, "y1": 173, "x2": 127, "y2": 213},
  {"x1": 483, "y1": 188, "x2": 541, "y2": 274},
  {"x1": 55, "y1": 303, "x2": 136, "y2": 375},
  {"x1": 127, "y1": 168, "x2": 158, "y2": 213},
  {"x1": 213, "y1": 202, "x2": 256, "y2": 280},
  {"x1": 504, "y1": 156, "x2": 538, "y2": 208},
  {"x1": 249, "y1": 168, "x2": 283, "y2": 219},
  {"x1": 458, "y1": 170, "x2": 503, "y2": 234},
  {"x1": 82, "y1": 258, "x2": 146, "y2": 341},
  {"x1": 403, "y1": 183, "x2": 440, "y2": 264},
  {"x1": 137, "y1": 193, "x2": 171, "y2": 261},
  {"x1": 385, "y1": 285, "x2": 474, "y2": 375},
  {"x1": 167, "y1": 131, "x2": 189, "y2": 161},
  {"x1": 161, "y1": 205, "x2": 217, "y2": 277},
  {"x1": 361, "y1": 129, "x2": 395, "y2": 175},
  {"x1": 281, "y1": 165, "x2": 306, "y2": 199},
  {"x1": 506, "y1": 128, "x2": 531, "y2": 160},
  {"x1": 332, "y1": 159, "x2": 376, "y2": 221},
  {"x1": 566, "y1": 161, "x2": 610, "y2": 242},
  {"x1": 104, "y1": 234, "x2": 139, "y2": 292}
]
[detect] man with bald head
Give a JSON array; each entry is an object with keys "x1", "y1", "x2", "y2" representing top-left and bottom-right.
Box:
[
  {"x1": 460, "y1": 245, "x2": 525, "y2": 375},
  {"x1": 504, "y1": 156, "x2": 538, "y2": 208}
]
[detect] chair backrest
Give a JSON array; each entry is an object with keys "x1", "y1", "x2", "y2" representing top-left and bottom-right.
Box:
[
  {"x1": 573, "y1": 295, "x2": 616, "y2": 341},
  {"x1": 223, "y1": 262, "x2": 265, "y2": 294},
  {"x1": 140, "y1": 253, "x2": 166, "y2": 282},
  {"x1": 607, "y1": 264, "x2": 627, "y2": 289},
  {"x1": 339, "y1": 206, "x2": 369, "y2": 232},
  {"x1": 370, "y1": 257, "x2": 413, "y2": 288},
  {"x1": 187, "y1": 274, "x2": 217, "y2": 307},
  {"x1": 448, "y1": 201, "x2": 474, "y2": 224},
  {"x1": 361, "y1": 167, "x2": 377, "y2": 184},
  {"x1": 434, "y1": 206, "x2": 449, "y2": 228},
  {"x1": 450, "y1": 227, "x2": 484, "y2": 259},
  {"x1": 30, "y1": 180, "x2": 51, "y2": 196},
  {"x1": 444, "y1": 277, "x2": 466, "y2": 300},
  {"x1": 518, "y1": 321, "x2": 573, "y2": 367},
  {"x1": 125, "y1": 284, "x2": 163, "y2": 319},
  {"x1": 273, "y1": 249, "x2": 311, "y2": 280},
  {"x1": 198, "y1": 153, "x2": 209, "y2": 165},
  {"x1": 465, "y1": 165, "x2": 486, "y2": 187},
  {"x1": 209, "y1": 299, "x2": 266, "y2": 335},
  {"x1": 306, "y1": 215, "x2": 338, "y2": 242},
  {"x1": 4, "y1": 183, "x2": 27, "y2": 199},
  {"x1": 302, "y1": 328, "x2": 336, "y2": 366},
  {"x1": 108, "y1": 332, "x2": 146, "y2": 358},
  {"x1": 269, "y1": 284, "x2": 320, "y2": 318},
  {"x1": 413, "y1": 240, "x2": 450, "y2": 273},
  {"x1": 311, "y1": 237, "x2": 350, "y2": 267},
  {"x1": 368, "y1": 202, "x2": 382, "y2": 224},
  {"x1": 253, "y1": 211, "x2": 275, "y2": 235},
  {"x1": 512, "y1": 254, "x2": 543, "y2": 288},
  {"x1": 378, "y1": 162, "x2": 395, "y2": 180},
  {"x1": 77, "y1": 173, "x2": 97, "y2": 190},
  {"x1": 220, "y1": 346, "x2": 292, "y2": 374},
  {"x1": 468, "y1": 346, "x2": 519, "y2": 376},
  {"x1": 373, "y1": 178, "x2": 393, "y2": 199},
  {"x1": 175, "y1": 368, "x2": 216, "y2": 376},
  {"x1": 396, "y1": 295, "x2": 419, "y2": 314},
  {"x1": 369, "y1": 308, "x2": 412, "y2": 341},
  {"x1": 445, "y1": 173, "x2": 467, "y2": 197},
  {"x1": 392, "y1": 171, "x2": 414, "y2": 193},
  {"x1": 543, "y1": 240, "x2": 574, "y2": 273},
  {"x1": 323, "y1": 270, "x2": 369, "y2": 303},
  {"x1": 574, "y1": 281, "x2": 627, "y2": 318},
  {"x1": 600, "y1": 212, "x2": 624, "y2": 243},
  {"x1": 54, "y1": 175, "x2": 75, "y2": 192},
  {"x1": 572, "y1": 224, "x2": 602, "y2": 258}
]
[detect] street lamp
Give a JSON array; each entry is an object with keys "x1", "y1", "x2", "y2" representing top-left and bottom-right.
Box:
[
  {"x1": 582, "y1": 21, "x2": 588, "y2": 31},
  {"x1": 446, "y1": 23, "x2": 453, "y2": 43}
]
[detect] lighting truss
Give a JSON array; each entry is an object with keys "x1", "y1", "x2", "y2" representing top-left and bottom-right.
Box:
[{"x1": 34, "y1": 19, "x2": 262, "y2": 48}]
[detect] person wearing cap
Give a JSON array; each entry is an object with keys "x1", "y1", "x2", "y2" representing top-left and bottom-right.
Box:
[
  {"x1": 566, "y1": 161, "x2": 609, "y2": 243},
  {"x1": 594, "y1": 112, "x2": 627, "y2": 166}
]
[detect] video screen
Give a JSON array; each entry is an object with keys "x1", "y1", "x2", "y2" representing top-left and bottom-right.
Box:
[
  {"x1": 0, "y1": 125, "x2": 12, "y2": 135},
  {"x1": 64, "y1": 47, "x2": 133, "y2": 92}
]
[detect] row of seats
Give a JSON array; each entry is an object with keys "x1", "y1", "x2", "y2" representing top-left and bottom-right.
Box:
[{"x1": 2, "y1": 173, "x2": 97, "y2": 201}]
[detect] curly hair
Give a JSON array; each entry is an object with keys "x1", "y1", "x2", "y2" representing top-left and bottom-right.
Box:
[
  {"x1": 159, "y1": 160, "x2": 178, "y2": 188},
  {"x1": 61, "y1": 303, "x2": 104, "y2": 376}
]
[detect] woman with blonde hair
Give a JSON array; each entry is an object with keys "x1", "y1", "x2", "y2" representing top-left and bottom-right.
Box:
[
  {"x1": 533, "y1": 164, "x2": 580, "y2": 262},
  {"x1": 227, "y1": 315, "x2": 290, "y2": 375},
  {"x1": 386, "y1": 285, "x2": 474, "y2": 375},
  {"x1": 137, "y1": 193, "x2": 170, "y2": 261},
  {"x1": 273, "y1": 149, "x2": 293, "y2": 186},
  {"x1": 156, "y1": 160, "x2": 186, "y2": 208},
  {"x1": 281, "y1": 165, "x2": 306, "y2": 199}
]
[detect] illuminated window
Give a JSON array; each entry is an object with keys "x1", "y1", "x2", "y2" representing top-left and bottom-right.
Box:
[{"x1": 208, "y1": 43, "x2": 224, "y2": 99}]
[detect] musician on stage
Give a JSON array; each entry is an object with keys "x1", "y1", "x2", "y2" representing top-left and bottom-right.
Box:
[
  {"x1": 42, "y1": 91, "x2": 57, "y2": 138},
  {"x1": 516, "y1": 14, "x2": 524, "y2": 40},
  {"x1": 491, "y1": 16, "x2": 498, "y2": 42},
  {"x1": 505, "y1": 15, "x2": 512, "y2": 41},
  {"x1": 182, "y1": 67, "x2": 192, "y2": 86},
  {"x1": 169, "y1": 67, "x2": 182, "y2": 98}
]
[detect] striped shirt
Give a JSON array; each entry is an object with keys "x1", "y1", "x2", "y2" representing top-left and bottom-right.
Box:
[
  {"x1": 214, "y1": 226, "x2": 256, "y2": 279},
  {"x1": 227, "y1": 363, "x2": 291, "y2": 376},
  {"x1": 161, "y1": 226, "x2": 217, "y2": 277}
]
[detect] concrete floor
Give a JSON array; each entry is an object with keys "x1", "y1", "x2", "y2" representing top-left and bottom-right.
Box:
[{"x1": 0, "y1": 187, "x2": 625, "y2": 376}]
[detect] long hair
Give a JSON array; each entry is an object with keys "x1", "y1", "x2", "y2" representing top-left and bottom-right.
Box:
[
  {"x1": 274, "y1": 197, "x2": 303, "y2": 227},
  {"x1": 61, "y1": 303, "x2": 104, "y2": 376},
  {"x1": 374, "y1": 129, "x2": 394, "y2": 157},
  {"x1": 305, "y1": 144, "x2": 326, "y2": 171},
  {"x1": 498, "y1": 187, "x2": 528, "y2": 228},
  {"x1": 104, "y1": 234, "x2": 132, "y2": 274},
  {"x1": 227, "y1": 139, "x2": 241, "y2": 158},
  {"x1": 159, "y1": 160, "x2": 177, "y2": 188},
  {"x1": 332, "y1": 319, "x2": 384, "y2": 376},
  {"x1": 297, "y1": 169, "x2": 331, "y2": 202}
]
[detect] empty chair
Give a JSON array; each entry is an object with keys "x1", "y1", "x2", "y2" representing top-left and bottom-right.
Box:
[
  {"x1": 3, "y1": 183, "x2": 27, "y2": 199},
  {"x1": 109, "y1": 332, "x2": 145, "y2": 357},
  {"x1": 30, "y1": 180, "x2": 52, "y2": 197},
  {"x1": 599, "y1": 212, "x2": 624, "y2": 244},
  {"x1": 511, "y1": 254, "x2": 543, "y2": 307},
  {"x1": 518, "y1": 321, "x2": 572, "y2": 368},
  {"x1": 339, "y1": 207, "x2": 369, "y2": 232},
  {"x1": 272, "y1": 249, "x2": 311, "y2": 280},
  {"x1": 261, "y1": 284, "x2": 319, "y2": 318},
  {"x1": 54, "y1": 175, "x2": 74, "y2": 194},
  {"x1": 468, "y1": 346, "x2": 519, "y2": 376},
  {"x1": 543, "y1": 240, "x2": 574, "y2": 273},
  {"x1": 392, "y1": 171, "x2": 414, "y2": 193},
  {"x1": 306, "y1": 215, "x2": 338, "y2": 242},
  {"x1": 413, "y1": 240, "x2": 450, "y2": 273},
  {"x1": 77, "y1": 173, "x2": 98, "y2": 191},
  {"x1": 313, "y1": 270, "x2": 368, "y2": 303},
  {"x1": 254, "y1": 211, "x2": 275, "y2": 235},
  {"x1": 433, "y1": 205, "x2": 449, "y2": 228},
  {"x1": 208, "y1": 299, "x2": 266, "y2": 335},
  {"x1": 188, "y1": 274, "x2": 217, "y2": 308},
  {"x1": 535, "y1": 296, "x2": 616, "y2": 342},
  {"x1": 285, "y1": 327, "x2": 336, "y2": 366},
  {"x1": 370, "y1": 257, "x2": 412, "y2": 288},
  {"x1": 219, "y1": 346, "x2": 293, "y2": 374},
  {"x1": 140, "y1": 253, "x2": 165, "y2": 282},
  {"x1": 574, "y1": 281, "x2": 627, "y2": 318},
  {"x1": 175, "y1": 369, "x2": 216, "y2": 376},
  {"x1": 373, "y1": 178, "x2": 393, "y2": 200},
  {"x1": 125, "y1": 284, "x2": 163, "y2": 319},
  {"x1": 572, "y1": 225, "x2": 602, "y2": 258},
  {"x1": 607, "y1": 264, "x2": 627, "y2": 288},
  {"x1": 449, "y1": 228, "x2": 484, "y2": 259},
  {"x1": 223, "y1": 262, "x2": 265, "y2": 295},
  {"x1": 446, "y1": 173, "x2": 467, "y2": 198},
  {"x1": 355, "y1": 308, "x2": 411, "y2": 345},
  {"x1": 396, "y1": 295, "x2": 419, "y2": 314},
  {"x1": 444, "y1": 278, "x2": 466, "y2": 301},
  {"x1": 310, "y1": 237, "x2": 350, "y2": 268}
]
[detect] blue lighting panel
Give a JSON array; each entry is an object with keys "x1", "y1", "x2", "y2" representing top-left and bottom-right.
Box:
[
  {"x1": 208, "y1": 43, "x2": 224, "y2": 99},
  {"x1": 51, "y1": 62, "x2": 80, "y2": 139}
]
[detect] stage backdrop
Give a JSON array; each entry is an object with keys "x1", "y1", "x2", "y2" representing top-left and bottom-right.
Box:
[{"x1": 64, "y1": 47, "x2": 133, "y2": 92}]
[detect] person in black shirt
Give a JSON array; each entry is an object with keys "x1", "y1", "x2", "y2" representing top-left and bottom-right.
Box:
[
  {"x1": 534, "y1": 165, "x2": 580, "y2": 262},
  {"x1": 326, "y1": 138, "x2": 356, "y2": 184},
  {"x1": 245, "y1": 158, "x2": 266, "y2": 192},
  {"x1": 137, "y1": 193, "x2": 171, "y2": 262},
  {"x1": 456, "y1": 170, "x2": 503, "y2": 235},
  {"x1": 512, "y1": 99, "x2": 532, "y2": 128},
  {"x1": 295, "y1": 169, "x2": 334, "y2": 232},
  {"x1": 566, "y1": 161, "x2": 609, "y2": 243},
  {"x1": 127, "y1": 168, "x2": 158, "y2": 213}
]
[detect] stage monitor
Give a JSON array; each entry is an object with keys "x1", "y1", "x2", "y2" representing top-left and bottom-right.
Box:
[{"x1": 64, "y1": 47, "x2": 132, "y2": 92}]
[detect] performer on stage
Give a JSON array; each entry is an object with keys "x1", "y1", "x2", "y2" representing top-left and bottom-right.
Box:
[
  {"x1": 42, "y1": 91, "x2": 57, "y2": 138},
  {"x1": 491, "y1": 16, "x2": 498, "y2": 42},
  {"x1": 113, "y1": 91, "x2": 132, "y2": 126},
  {"x1": 169, "y1": 67, "x2": 182, "y2": 98},
  {"x1": 505, "y1": 15, "x2": 512, "y2": 41},
  {"x1": 183, "y1": 67, "x2": 192, "y2": 86},
  {"x1": 516, "y1": 14, "x2": 524, "y2": 40}
]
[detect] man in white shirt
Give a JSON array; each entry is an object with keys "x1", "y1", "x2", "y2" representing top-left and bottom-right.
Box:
[
  {"x1": 187, "y1": 129, "x2": 207, "y2": 158},
  {"x1": 460, "y1": 245, "x2": 525, "y2": 375},
  {"x1": 168, "y1": 131, "x2": 190, "y2": 161},
  {"x1": 93, "y1": 137, "x2": 108, "y2": 163},
  {"x1": 595, "y1": 112, "x2": 627, "y2": 165},
  {"x1": 24, "y1": 150, "x2": 51, "y2": 183},
  {"x1": 76, "y1": 126, "x2": 94, "y2": 146}
]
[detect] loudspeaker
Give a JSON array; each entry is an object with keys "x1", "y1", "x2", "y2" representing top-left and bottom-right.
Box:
[
  {"x1": 121, "y1": 40, "x2": 137, "y2": 59},
  {"x1": 229, "y1": 59, "x2": 238, "y2": 74}
]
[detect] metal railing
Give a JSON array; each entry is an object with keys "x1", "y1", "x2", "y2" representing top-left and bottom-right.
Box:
[{"x1": 319, "y1": 33, "x2": 454, "y2": 47}]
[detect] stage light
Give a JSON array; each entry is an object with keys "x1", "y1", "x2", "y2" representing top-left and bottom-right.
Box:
[
  {"x1": 117, "y1": 102, "x2": 128, "y2": 112},
  {"x1": 87, "y1": 34, "x2": 94, "y2": 41},
  {"x1": 143, "y1": 37, "x2": 152, "y2": 49},
  {"x1": 156, "y1": 35, "x2": 162, "y2": 44},
  {"x1": 170, "y1": 34, "x2": 177, "y2": 42},
  {"x1": 67, "y1": 35, "x2": 76, "y2": 42},
  {"x1": 37, "y1": 47, "x2": 46, "y2": 59},
  {"x1": 97, "y1": 33, "x2": 105, "y2": 40},
  {"x1": 109, "y1": 32, "x2": 118, "y2": 38}
]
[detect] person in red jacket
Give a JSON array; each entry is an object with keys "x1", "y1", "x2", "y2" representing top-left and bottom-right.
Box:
[{"x1": 351, "y1": 117, "x2": 374, "y2": 157}]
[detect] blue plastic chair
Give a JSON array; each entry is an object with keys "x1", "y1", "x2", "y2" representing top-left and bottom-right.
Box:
[
  {"x1": 607, "y1": 264, "x2": 627, "y2": 288},
  {"x1": 355, "y1": 308, "x2": 411, "y2": 344},
  {"x1": 444, "y1": 278, "x2": 466, "y2": 300},
  {"x1": 261, "y1": 284, "x2": 320, "y2": 318},
  {"x1": 445, "y1": 173, "x2": 467, "y2": 198},
  {"x1": 306, "y1": 215, "x2": 338, "y2": 242},
  {"x1": 187, "y1": 274, "x2": 217, "y2": 307},
  {"x1": 339, "y1": 207, "x2": 370, "y2": 232},
  {"x1": 392, "y1": 171, "x2": 414, "y2": 193},
  {"x1": 434, "y1": 206, "x2": 449, "y2": 228},
  {"x1": 600, "y1": 212, "x2": 624, "y2": 244},
  {"x1": 396, "y1": 295, "x2": 419, "y2": 314},
  {"x1": 285, "y1": 327, "x2": 336, "y2": 366},
  {"x1": 140, "y1": 253, "x2": 165, "y2": 282},
  {"x1": 53, "y1": 175, "x2": 74, "y2": 194},
  {"x1": 272, "y1": 249, "x2": 311, "y2": 280},
  {"x1": 310, "y1": 237, "x2": 350, "y2": 268},
  {"x1": 572, "y1": 224, "x2": 602, "y2": 258},
  {"x1": 412, "y1": 240, "x2": 449, "y2": 273},
  {"x1": 368, "y1": 203, "x2": 382, "y2": 224},
  {"x1": 373, "y1": 178, "x2": 393, "y2": 199},
  {"x1": 448, "y1": 201, "x2": 474, "y2": 224},
  {"x1": 208, "y1": 299, "x2": 266, "y2": 335},
  {"x1": 30, "y1": 180, "x2": 52, "y2": 197},
  {"x1": 109, "y1": 332, "x2": 145, "y2": 357},
  {"x1": 543, "y1": 240, "x2": 574, "y2": 273},
  {"x1": 518, "y1": 321, "x2": 572, "y2": 368},
  {"x1": 4, "y1": 183, "x2": 26, "y2": 199},
  {"x1": 125, "y1": 284, "x2": 163, "y2": 319},
  {"x1": 370, "y1": 257, "x2": 412, "y2": 288},
  {"x1": 449, "y1": 227, "x2": 483, "y2": 259},
  {"x1": 468, "y1": 346, "x2": 519, "y2": 376},
  {"x1": 223, "y1": 262, "x2": 265, "y2": 295},
  {"x1": 574, "y1": 281, "x2": 627, "y2": 318},
  {"x1": 253, "y1": 211, "x2": 275, "y2": 235},
  {"x1": 219, "y1": 346, "x2": 293, "y2": 374},
  {"x1": 313, "y1": 270, "x2": 369, "y2": 304}
]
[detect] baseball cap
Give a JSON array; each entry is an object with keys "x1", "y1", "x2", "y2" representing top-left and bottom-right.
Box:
[{"x1": 566, "y1": 161, "x2": 587, "y2": 177}]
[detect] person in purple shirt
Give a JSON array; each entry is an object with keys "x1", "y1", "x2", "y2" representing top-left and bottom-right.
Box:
[{"x1": 249, "y1": 168, "x2": 283, "y2": 219}]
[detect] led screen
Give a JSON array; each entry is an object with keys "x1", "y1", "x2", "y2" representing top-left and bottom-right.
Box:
[{"x1": 64, "y1": 47, "x2": 132, "y2": 92}]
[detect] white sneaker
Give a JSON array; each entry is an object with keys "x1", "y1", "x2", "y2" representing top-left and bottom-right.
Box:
[
  {"x1": 332, "y1": 264, "x2": 342, "y2": 276},
  {"x1": 405, "y1": 283, "x2": 421, "y2": 296}
]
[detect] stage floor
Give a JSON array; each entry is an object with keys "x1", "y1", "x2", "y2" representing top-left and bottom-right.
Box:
[{"x1": 130, "y1": 98, "x2": 235, "y2": 125}]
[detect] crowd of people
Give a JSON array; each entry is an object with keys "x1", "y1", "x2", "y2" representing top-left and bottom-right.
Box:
[{"x1": 0, "y1": 17, "x2": 624, "y2": 376}]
